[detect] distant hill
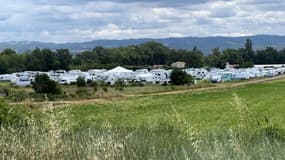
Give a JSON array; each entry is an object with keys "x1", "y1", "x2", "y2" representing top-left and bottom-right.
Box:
[{"x1": 0, "y1": 35, "x2": 285, "y2": 55}]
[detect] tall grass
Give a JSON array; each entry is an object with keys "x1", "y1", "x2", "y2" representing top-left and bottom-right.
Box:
[{"x1": 1, "y1": 95, "x2": 285, "y2": 160}]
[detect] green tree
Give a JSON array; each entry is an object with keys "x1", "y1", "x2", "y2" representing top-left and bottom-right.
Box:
[
  {"x1": 223, "y1": 49, "x2": 244, "y2": 65},
  {"x1": 0, "y1": 57, "x2": 8, "y2": 74},
  {"x1": 56, "y1": 49, "x2": 72, "y2": 70},
  {"x1": 32, "y1": 74, "x2": 61, "y2": 94},
  {"x1": 0, "y1": 49, "x2": 23, "y2": 73},
  {"x1": 185, "y1": 46, "x2": 205, "y2": 68},
  {"x1": 25, "y1": 48, "x2": 46, "y2": 71},
  {"x1": 255, "y1": 47, "x2": 279, "y2": 64},
  {"x1": 0, "y1": 48, "x2": 16, "y2": 56},
  {"x1": 42, "y1": 49, "x2": 59, "y2": 71},
  {"x1": 207, "y1": 48, "x2": 226, "y2": 68},
  {"x1": 140, "y1": 42, "x2": 170, "y2": 65},
  {"x1": 170, "y1": 69, "x2": 193, "y2": 85},
  {"x1": 76, "y1": 77, "x2": 86, "y2": 87},
  {"x1": 244, "y1": 39, "x2": 255, "y2": 62}
]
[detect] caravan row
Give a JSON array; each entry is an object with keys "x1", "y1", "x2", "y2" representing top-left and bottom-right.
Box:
[
  {"x1": 1, "y1": 66, "x2": 284, "y2": 87},
  {"x1": 0, "y1": 66, "x2": 171, "y2": 87},
  {"x1": 186, "y1": 67, "x2": 285, "y2": 83}
]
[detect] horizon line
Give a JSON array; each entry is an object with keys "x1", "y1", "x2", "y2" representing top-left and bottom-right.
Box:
[{"x1": 0, "y1": 34, "x2": 284, "y2": 44}]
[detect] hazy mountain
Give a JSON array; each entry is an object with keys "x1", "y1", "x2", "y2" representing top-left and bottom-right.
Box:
[{"x1": 0, "y1": 35, "x2": 285, "y2": 55}]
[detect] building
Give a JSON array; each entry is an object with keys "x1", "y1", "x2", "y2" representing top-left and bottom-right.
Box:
[
  {"x1": 171, "y1": 61, "x2": 186, "y2": 68},
  {"x1": 226, "y1": 62, "x2": 239, "y2": 69},
  {"x1": 151, "y1": 65, "x2": 165, "y2": 69}
]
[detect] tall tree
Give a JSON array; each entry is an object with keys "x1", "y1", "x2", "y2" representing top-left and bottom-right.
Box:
[
  {"x1": 56, "y1": 49, "x2": 72, "y2": 70},
  {"x1": 186, "y1": 46, "x2": 205, "y2": 68},
  {"x1": 223, "y1": 49, "x2": 244, "y2": 65},
  {"x1": 0, "y1": 49, "x2": 17, "y2": 56},
  {"x1": 25, "y1": 48, "x2": 46, "y2": 71},
  {"x1": 42, "y1": 49, "x2": 58, "y2": 71},
  {"x1": 243, "y1": 39, "x2": 255, "y2": 62},
  {"x1": 0, "y1": 57, "x2": 7, "y2": 74},
  {"x1": 207, "y1": 48, "x2": 226, "y2": 68}
]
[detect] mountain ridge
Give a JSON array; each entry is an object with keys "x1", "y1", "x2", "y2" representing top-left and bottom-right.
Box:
[{"x1": 1, "y1": 35, "x2": 285, "y2": 55}]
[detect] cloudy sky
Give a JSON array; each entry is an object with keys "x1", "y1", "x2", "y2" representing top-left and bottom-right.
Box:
[{"x1": 0, "y1": 0, "x2": 284, "y2": 42}]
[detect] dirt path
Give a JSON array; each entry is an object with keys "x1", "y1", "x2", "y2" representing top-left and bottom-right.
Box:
[{"x1": 9, "y1": 75, "x2": 285, "y2": 107}]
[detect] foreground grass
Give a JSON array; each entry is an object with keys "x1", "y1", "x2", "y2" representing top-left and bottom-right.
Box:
[
  {"x1": 2, "y1": 125, "x2": 285, "y2": 159},
  {"x1": 1, "y1": 97, "x2": 285, "y2": 160},
  {"x1": 1, "y1": 79, "x2": 285, "y2": 159}
]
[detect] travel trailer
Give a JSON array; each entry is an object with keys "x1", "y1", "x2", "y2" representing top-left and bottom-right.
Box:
[
  {"x1": 150, "y1": 69, "x2": 171, "y2": 84},
  {"x1": 0, "y1": 74, "x2": 11, "y2": 81}
]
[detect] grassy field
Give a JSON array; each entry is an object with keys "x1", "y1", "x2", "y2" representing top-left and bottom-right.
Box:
[
  {"x1": 63, "y1": 79, "x2": 285, "y2": 130},
  {"x1": 1, "y1": 78, "x2": 285, "y2": 159},
  {"x1": 0, "y1": 81, "x2": 214, "y2": 102}
]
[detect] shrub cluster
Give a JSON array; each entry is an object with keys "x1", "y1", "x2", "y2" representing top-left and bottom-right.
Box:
[
  {"x1": 170, "y1": 69, "x2": 193, "y2": 85},
  {"x1": 32, "y1": 74, "x2": 61, "y2": 94},
  {"x1": 76, "y1": 77, "x2": 86, "y2": 87}
]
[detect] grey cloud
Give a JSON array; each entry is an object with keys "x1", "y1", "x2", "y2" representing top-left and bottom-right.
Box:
[
  {"x1": 0, "y1": 14, "x2": 10, "y2": 21},
  {"x1": 210, "y1": 9, "x2": 236, "y2": 18},
  {"x1": 0, "y1": 0, "x2": 284, "y2": 42}
]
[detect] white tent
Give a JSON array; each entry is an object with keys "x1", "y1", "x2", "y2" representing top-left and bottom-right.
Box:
[
  {"x1": 103, "y1": 66, "x2": 134, "y2": 84},
  {"x1": 104, "y1": 66, "x2": 134, "y2": 78},
  {"x1": 105, "y1": 66, "x2": 133, "y2": 74}
]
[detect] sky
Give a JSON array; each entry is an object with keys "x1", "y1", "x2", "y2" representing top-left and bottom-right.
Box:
[{"x1": 0, "y1": 0, "x2": 284, "y2": 42}]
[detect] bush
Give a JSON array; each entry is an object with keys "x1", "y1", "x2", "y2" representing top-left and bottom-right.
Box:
[
  {"x1": 130, "y1": 81, "x2": 144, "y2": 87},
  {"x1": 76, "y1": 88, "x2": 89, "y2": 97},
  {"x1": 170, "y1": 69, "x2": 193, "y2": 85},
  {"x1": 93, "y1": 86, "x2": 98, "y2": 93},
  {"x1": 6, "y1": 91, "x2": 30, "y2": 102},
  {"x1": 32, "y1": 74, "x2": 61, "y2": 94},
  {"x1": 88, "y1": 81, "x2": 99, "y2": 87},
  {"x1": 162, "y1": 82, "x2": 168, "y2": 86},
  {"x1": 76, "y1": 77, "x2": 86, "y2": 87},
  {"x1": 114, "y1": 80, "x2": 125, "y2": 91},
  {"x1": 0, "y1": 88, "x2": 9, "y2": 96},
  {"x1": 103, "y1": 86, "x2": 108, "y2": 92},
  {"x1": 0, "y1": 100, "x2": 31, "y2": 125}
]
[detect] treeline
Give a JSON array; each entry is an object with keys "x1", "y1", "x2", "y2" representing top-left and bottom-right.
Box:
[
  {"x1": 72, "y1": 42, "x2": 206, "y2": 70},
  {"x1": 0, "y1": 42, "x2": 205, "y2": 73},
  {"x1": 207, "y1": 39, "x2": 285, "y2": 68},
  {"x1": 0, "y1": 40, "x2": 285, "y2": 74},
  {"x1": 0, "y1": 48, "x2": 71, "y2": 74}
]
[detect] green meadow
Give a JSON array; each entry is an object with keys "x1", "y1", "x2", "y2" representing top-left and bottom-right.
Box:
[
  {"x1": 1, "y1": 79, "x2": 285, "y2": 159},
  {"x1": 68, "y1": 80, "x2": 285, "y2": 130}
]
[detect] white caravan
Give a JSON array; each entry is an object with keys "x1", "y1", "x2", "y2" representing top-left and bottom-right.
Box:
[
  {"x1": 59, "y1": 70, "x2": 89, "y2": 85},
  {"x1": 185, "y1": 68, "x2": 208, "y2": 79},
  {"x1": 48, "y1": 70, "x2": 66, "y2": 82},
  {"x1": 87, "y1": 69, "x2": 106, "y2": 81},
  {"x1": 0, "y1": 74, "x2": 11, "y2": 81},
  {"x1": 15, "y1": 76, "x2": 32, "y2": 87},
  {"x1": 150, "y1": 69, "x2": 171, "y2": 84}
]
